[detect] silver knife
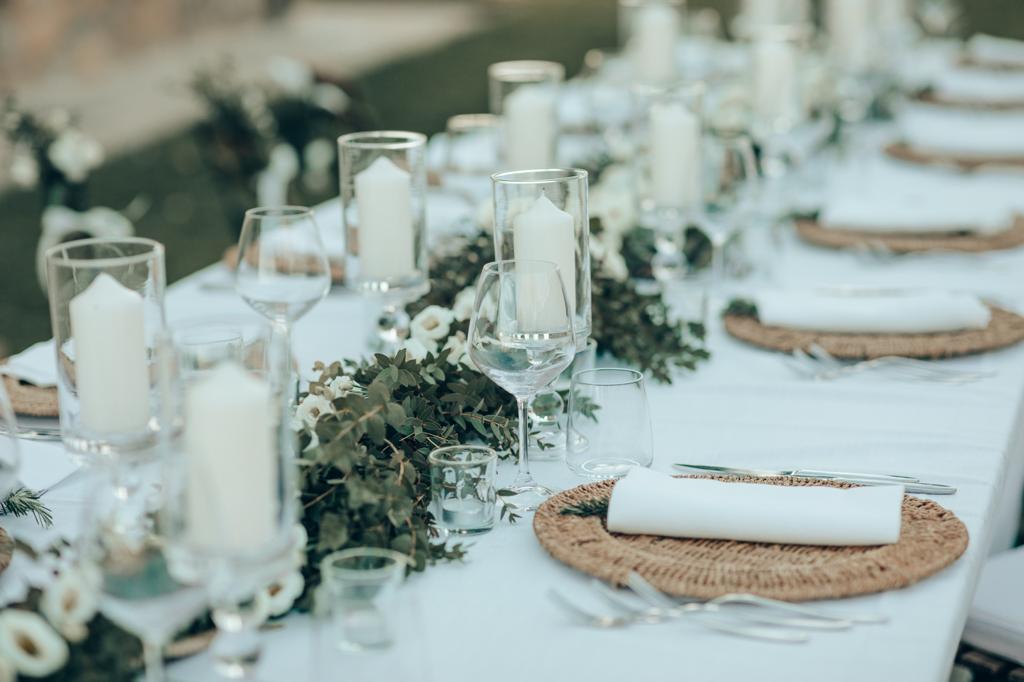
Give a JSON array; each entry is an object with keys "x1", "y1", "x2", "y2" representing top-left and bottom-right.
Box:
[{"x1": 673, "y1": 463, "x2": 957, "y2": 495}]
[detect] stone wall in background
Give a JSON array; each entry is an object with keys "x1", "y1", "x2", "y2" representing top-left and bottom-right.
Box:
[{"x1": 0, "y1": 0, "x2": 286, "y2": 88}]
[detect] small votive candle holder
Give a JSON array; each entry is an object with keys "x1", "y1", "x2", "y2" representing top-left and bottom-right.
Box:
[
  {"x1": 321, "y1": 548, "x2": 409, "y2": 652},
  {"x1": 428, "y1": 445, "x2": 498, "y2": 535}
]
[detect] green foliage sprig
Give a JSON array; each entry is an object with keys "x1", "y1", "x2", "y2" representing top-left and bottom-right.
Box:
[
  {"x1": 0, "y1": 487, "x2": 53, "y2": 528},
  {"x1": 560, "y1": 497, "x2": 609, "y2": 518},
  {"x1": 723, "y1": 298, "x2": 758, "y2": 318}
]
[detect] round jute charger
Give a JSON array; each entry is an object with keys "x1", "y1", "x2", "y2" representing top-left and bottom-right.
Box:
[
  {"x1": 2, "y1": 376, "x2": 58, "y2": 418},
  {"x1": 722, "y1": 305, "x2": 1024, "y2": 360},
  {"x1": 914, "y1": 90, "x2": 1024, "y2": 111},
  {"x1": 885, "y1": 142, "x2": 1024, "y2": 171},
  {"x1": 222, "y1": 245, "x2": 346, "y2": 284},
  {"x1": 533, "y1": 476, "x2": 968, "y2": 602},
  {"x1": 794, "y1": 217, "x2": 1024, "y2": 254}
]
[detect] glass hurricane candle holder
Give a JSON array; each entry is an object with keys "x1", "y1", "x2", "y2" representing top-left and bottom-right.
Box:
[
  {"x1": 491, "y1": 168, "x2": 591, "y2": 349},
  {"x1": 45, "y1": 237, "x2": 167, "y2": 460},
  {"x1": 618, "y1": 0, "x2": 684, "y2": 86},
  {"x1": 488, "y1": 60, "x2": 564, "y2": 171},
  {"x1": 339, "y1": 131, "x2": 429, "y2": 350}
]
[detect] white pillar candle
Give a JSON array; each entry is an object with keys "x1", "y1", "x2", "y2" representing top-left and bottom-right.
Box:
[
  {"x1": 512, "y1": 195, "x2": 577, "y2": 331},
  {"x1": 68, "y1": 273, "x2": 151, "y2": 433},
  {"x1": 355, "y1": 156, "x2": 416, "y2": 281},
  {"x1": 184, "y1": 362, "x2": 278, "y2": 553},
  {"x1": 650, "y1": 101, "x2": 701, "y2": 209},
  {"x1": 752, "y1": 37, "x2": 802, "y2": 127},
  {"x1": 628, "y1": 2, "x2": 680, "y2": 85},
  {"x1": 503, "y1": 85, "x2": 557, "y2": 170},
  {"x1": 826, "y1": 0, "x2": 872, "y2": 72}
]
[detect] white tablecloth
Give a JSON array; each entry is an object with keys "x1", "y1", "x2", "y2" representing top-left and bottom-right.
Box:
[{"x1": 13, "y1": 136, "x2": 1024, "y2": 682}]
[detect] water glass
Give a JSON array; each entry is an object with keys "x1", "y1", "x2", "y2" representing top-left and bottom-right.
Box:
[
  {"x1": 567, "y1": 368, "x2": 653, "y2": 479},
  {"x1": 488, "y1": 60, "x2": 563, "y2": 170},
  {"x1": 429, "y1": 445, "x2": 497, "y2": 535},
  {"x1": 45, "y1": 237, "x2": 167, "y2": 459},
  {"x1": 699, "y1": 131, "x2": 759, "y2": 286},
  {"x1": 531, "y1": 338, "x2": 598, "y2": 457},
  {"x1": 321, "y1": 548, "x2": 409, "y2": 652}
]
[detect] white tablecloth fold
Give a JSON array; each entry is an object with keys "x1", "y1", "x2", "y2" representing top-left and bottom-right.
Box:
[
  {"x1": 899, "y1": 103, "x2": 1024, "y2": 158},
  {"x1": 1, "y1": 340, "x2": 57, "y2": 387},
  {"x1": 606, "y1": 468, "x2": 903, "y2": 546},
  {"x1": 752, "y1": 291, "x2": 992, "y2": 334},
  {"x1": 967, "y1": 34, "x2": 1024, "y2": 68}
]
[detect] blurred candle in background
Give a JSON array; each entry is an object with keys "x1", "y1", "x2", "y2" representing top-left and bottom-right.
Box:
[
  {"x1": 650, "y1": 101, "x2": 701, "y2": 209},
  {"x1": 625, "y1": 1, "x2": 680, "y2": 85},
  {"x1": 504, "y1": 85, "x2": 558, "y2": 170},
  {"x1": 826, "y1": 0, "x2": 872, "y2": 73},
  {"x1": 752, "y1": 35, "x2": 802, "y2": 131}
]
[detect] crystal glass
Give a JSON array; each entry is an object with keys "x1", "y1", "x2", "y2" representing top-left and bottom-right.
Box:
[
  {"x1": 488, "y1": 60, "x2": 564, "y2": 171},
  {"x1": 45, "y1": 237, "x2": 167, "y2": 460},
  {"x1": 467, "y1": 261, "x2": 576, "y2": 512},
  {"x1": 530, "y1": 337, "x2": 598, "y2": 457},
  {"x1": 338, "y1": 131, "x2": 429, "y2": 349},
  {"x1": 567, "y1": 368, "x2": 653, "y2": 479},
  {"x1": 429, "y1": 445, "x2": 498, "y2": 535},
  {"x1": 320, "y1": 548, "x2": 409, "y2": 651},
  {"x1": 0, "y1": 379, "x2": 20, "y2": 496},
  {"x1": 699, "y1": 131, "x2": 759, "y2": 286},
  {"x1": 443, "y1": 113, "x2": 500, "y2": 204},
  {"x1": 618, "y1": 0, "x2": 683, "y2": 86},
  {"x1": 492, "y1": 168, "x2": 591, "y2": 349}
]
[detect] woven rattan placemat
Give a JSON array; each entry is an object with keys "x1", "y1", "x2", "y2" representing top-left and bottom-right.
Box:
[
  {"x1": 795, "y1": 217, "x2": 1024, "y2": 253},
  {"x1": 915, "y1": 90, "x2": 1024, "y2": 111},
  {"x1": 3, "y1": 376, "x2": 58, "y2": 418},
  {"x1": 885, "y1": 142, "x2": 1024, "y2": 171},
  {"x1": 223, "y1": 245, "x2": 346, "y2": 283},
  {"x1": 533, "y1": 476, "x2": 968, "y2": 602},
  {"x1": 722, "y1": 305, "x2": 1024, "y2": 360}
]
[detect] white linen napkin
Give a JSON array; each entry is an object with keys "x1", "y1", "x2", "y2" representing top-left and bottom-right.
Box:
[
  {"x1": 967, "y1": 34, "x2": 1024, "y2": 68},
  {"x1": 752, "y1": 290, "x2": 992, "y2": 334},
  {"x1": 606, "y1": 468, "x2": 902, "y2": 546},
  {"x1": 1, "y1": 340, "x2": 57, "y2": 387},
  {"x1": 899, "y1": 103, "x2": 1024, "y2": 158}
]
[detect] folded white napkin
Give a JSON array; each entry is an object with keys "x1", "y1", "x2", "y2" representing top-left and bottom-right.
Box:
[
  {"x1": 931, "y1": 68, "x2": 1024, "y2": 104},
  {"x1": 899, "y1": 103, "x2": 1024, "y2": 158},
  {"x1": 606, "y1": 468, "x2": 902, "y2": 546},
  {"x1": 1, "y1": 341, "x2": 57, "y2": 387},
  {"x1": 963, "y1": 546, "x2": 1024, "y2": 665},
  {"x1": 752, "y1": 290, "x2": 992, "y2": 334},
  {"x1": 967, "y1": 34, "x2": 1024, "y2": 68}
]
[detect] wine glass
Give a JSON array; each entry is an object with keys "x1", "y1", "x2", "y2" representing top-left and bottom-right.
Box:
[
  {"x1": 699, "y1": 131, "x2": 759, "y2": 287},
  {"x1": 467, "y1": 260, "x2": 576, "y2": 511},
  {"x1": 235, "y1": 206, "x2": 330, "y2": 394}
]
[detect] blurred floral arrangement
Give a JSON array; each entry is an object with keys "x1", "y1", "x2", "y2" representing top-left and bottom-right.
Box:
[
  {"x1": 189, "y1": 57, "x2": 373, "y2": 231},
  {"x1": 2, "y1": 99, "x2": 138, "y2": 290}
]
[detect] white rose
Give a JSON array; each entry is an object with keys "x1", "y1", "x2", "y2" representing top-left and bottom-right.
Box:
[
  {"x1": 81, "y1": 207, "x2": 133, "y2": 237},
  {"x1": 602, "y1": 249, "x2": 629, "y2": 281},
  {"x1": 40, "y1": 568, "x2": 98, "y2": 643},
  {"x1": 311, "y1": 84, "x2": 350, "y2": 114},
  {"x1": 267, "y1": 56, "x2": 314, "y2": 94},
  {"x1": 293, "y1": 393, "x2": 333, "y2": 431},
  {"x1": 441, "y1": 332, "x2": 467, "y2": 365},
  {"x1": 401, "y1": 337, "x2": 433, "y2": 362},
  {"x1": 9, "y1": 148, "x2": 38, "y2": 188},
  {"x1": 410, "y1": 305, "x2": 454, "y2": 343},
  {"x1": 0, "y1": 609, "x2": 69, "y2": 677},
  {"x1": 47, "y1": 129, "x2": 103, "y2": 183},
  {"x1": 325, "y1": 375, "x2": 354, "y2": 399},
  {"x1": 257, "y1": 571, "x2": 305, "y2": 618},
  {"x1": 590, "y1": 185, "x2": 636, "y2": 240},
  {"x1": 452, "y1": 287, "x2": 476, "y2": 322}
]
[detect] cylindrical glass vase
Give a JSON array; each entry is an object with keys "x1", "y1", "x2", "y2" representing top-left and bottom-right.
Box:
[
  {"x1": 488, "y1": 60, "x2": 564, "y2": 171},
  {"x1": 491, "y1": 168, "x2": 591, "y2": 349},
  {"x1": 618, "y1": 0, "x2": 684, "y2": 86},
  {"x1": 45, "y1": 237, "x2": 167, "y2": 458}
]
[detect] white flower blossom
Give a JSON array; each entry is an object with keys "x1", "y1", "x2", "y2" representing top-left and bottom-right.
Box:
[
  {"x1": 39, "y1": 568, "x2": 98, "y2": 644},
  {"x1": 303, "y1": 138, "x2": 335, "y2": 172},
  {"x1": 0, "y1": 609, "x2": 69, "y2": 677},
  {"x1": 441, "y1": 331, "x2": 467, "y2": 365},
  {"x1": 401, "y1": 337, "x2": 433, "y2": 361},
  {"x1": 410, "y1": 305, "x2": 455, "y2": 343},
  {"x1": 589, "y1": 184, "x2": 636, "y2": 241},
  {"x1": 0, "y1": 655, "x2": 13, "y2": 682},
  {"x1": 257, "y1": 571, "x2": 305, "y2": 618},
  {"x1": 325, "y1": 375, "x2": 354, "y2": 400},
  {"x1": 47, "y1": 129, "x2": 103, "y2": 183},
  {"x1": 311, "y1": 84, "x2": 350, "y2": 114},
  {"x1": 602, "y1": 249, "x2": 629, "y2": 281},
  {"x1": 293, "y1": 393, "x2": 333, "y2": 431},
  {"x1": 452, "y1": 287, "x2": 476, "y2": 322},
  {"x1": 267, "y1": 56, "x2": 314, "y2": 94},
  {"x1": 291, "y1": 524, "x2": 308, "y2": 568},
  {"x1": 9, "y1": 148, "x2": 38, "y2": 188},
  {"x1": 475, "y1": 198, "x2": 494, "y2": 229}
]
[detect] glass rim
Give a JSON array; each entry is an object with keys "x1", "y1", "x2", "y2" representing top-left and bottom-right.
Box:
[
  {"x1": 446, "y1": 113, "x2": 499, "y2": 131},
  {"x1": 321, "y1": 547, "x2": 410, "y2": 582},
  {"x1": 337, "y1": 130, "x2": 427, "y2": 150},
  {"x1": 428, "y1": 444, "x2": 497, "y2": 466},
  {"x1": 487, "y1": 60, "x2": 565, "y2": 82},
  {"x1": 481, "y1": 259, "x2": 564, "y2": 276},
  {"x1": 44, "y1": 236, "x2": 164, "y2": 268},
  {"x1": 244, "y1": 205, "x2": 315, "y2": 220},
  {"x1": 572, "y1": 367, "x2": 644, "y2": 387},
  {"x1": 491, "y1": 167, "x2": 588, "y2": 186}
]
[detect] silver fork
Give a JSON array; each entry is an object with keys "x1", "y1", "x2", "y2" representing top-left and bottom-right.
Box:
[
  {"x1": 547, "y1": 590, "x2": 809, "y2": 643},
  {"x1": 807, "y1": 343, "x2": 995, "y2": 383}
]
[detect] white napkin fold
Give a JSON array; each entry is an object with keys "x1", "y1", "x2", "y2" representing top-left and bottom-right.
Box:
[
  {"x1": 931, "y1": 68, "x2": 1024, "y2": 104},
  {"x1": 606, "y1": 468, "x2": 902, "y2": 546},
  {"x1": 752, "y1": 290, "x2": 992, "y2": 334},
  {"x1": 899, "y1": 103, "x2": 1024, "y2": 158},
  {"x1": 1, "y1": 341, "x2": 57, "y2": 387},
  {"x1": 967, "y1": 34, "x2": 1024, "y2": 68}
]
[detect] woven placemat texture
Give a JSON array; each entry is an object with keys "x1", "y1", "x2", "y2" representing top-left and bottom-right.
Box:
[
  {"x1": 533, "y1": 476, "x2": 968, "y2": 602},
  {"x1": 0, "y1": 527, "x2": 12, "y2": 577},
  {"x1": 886, "y1": 142, "x2": 1024, "y2": 171},
  {"x1": 795, "y1": 217, "x2": 1024, "y2": 253},
  {"x1": 3, "y1": 376, "x2": 58, "y2": 418},
  {"x1": 916, "y1": 90, "x2": 1024, "y2": 111},
  {"x1": 223, "y1": 245, "x2": 346, "y2": 283},
  {"x1": 722, "y1": 305, "x2": 1024, "y2": 360}
]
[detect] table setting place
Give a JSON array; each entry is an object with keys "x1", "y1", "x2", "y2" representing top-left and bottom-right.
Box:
[{"x1": 4, "y1": 2, "x2": 1024, "y2": 682}]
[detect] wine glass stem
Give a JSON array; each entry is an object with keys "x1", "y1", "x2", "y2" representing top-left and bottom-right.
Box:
[
  {"x1": 143, "y1": 640, "x2": 166, "y2": 682},
  {"x1": 273, "y1": 319, "x2": 296, "y2": 403},
  {"x1": 515, "y1": 397, "x2": 533, "y2": 485},
  {"x1": 711, "y1": 237, "x2": 726, "y2": 287}
]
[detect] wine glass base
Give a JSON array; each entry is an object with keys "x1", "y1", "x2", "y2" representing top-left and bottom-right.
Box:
[{"x1": 500, "y1": 483, "x2": 555, "y2": 513}]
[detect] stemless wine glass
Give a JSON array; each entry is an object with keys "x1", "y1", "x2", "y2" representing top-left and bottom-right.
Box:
[
  {"x1": 467, "y1": 260, "x2": 576, "y2": 512},
  {"x1": 235, "y1": 206, "x2": 330, "y2": 394},
  {"x1": 566, "y1": 368, "x2": 653, "y2": 478},
  {"x1": 699, "y1": 131, "x2": 759, "y2": 287}
]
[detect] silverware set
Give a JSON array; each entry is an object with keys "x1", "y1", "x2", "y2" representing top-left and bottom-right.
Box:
[
  {"x1": 673, "y1": 463, "x2": 957, "y2": 495},
  {"x1": 784, "y1": 343, "x2": 994, "y2": 384},
  {"x1": 549, "y1": 572, "x2": 886, "y2": 643}
]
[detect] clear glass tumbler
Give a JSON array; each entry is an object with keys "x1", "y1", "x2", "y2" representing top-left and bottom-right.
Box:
[
  {"x1": 429, "y1": 445, "x2": 498, "y2": 535},
  {"x1": 567, "y1": 368, "x2": 654, "y2": 479},
  {"x1": 320, "y1": 548, "x2": 409, "y2": 652}
]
